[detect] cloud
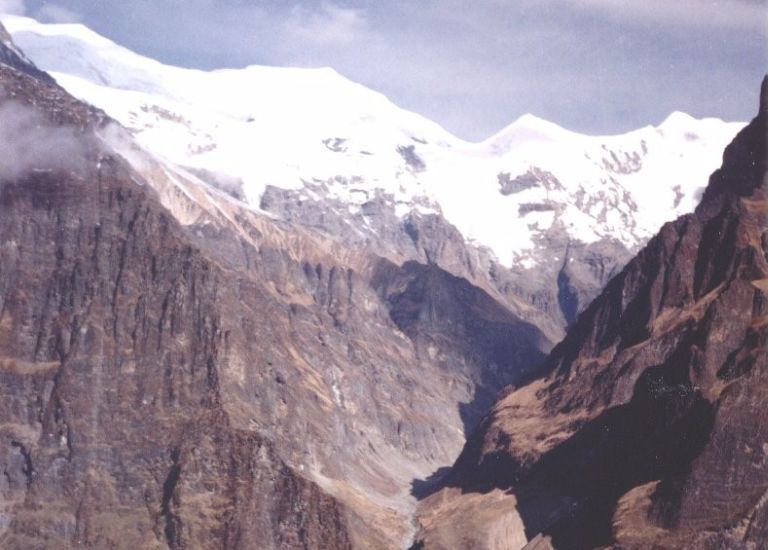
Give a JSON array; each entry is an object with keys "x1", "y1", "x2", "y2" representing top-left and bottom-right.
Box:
[
  {"x1": 26, "y1": 0, "x2": 764, "y2": 140},
  {"x1": 563, "y1": 0, "x2": 767, "y2": 30},
  {"x1": 36, "y1": 3, "x2": 82, "y2": 23},
  {"x1": 285, "y1": 3, "x2": 368, "y2": 46},
  {"x1": 0, "y1": 0, "x2": 25, "y2": 15},
  {"x1": 0, "y1": 100, "x2": 87, "y2": 179}
]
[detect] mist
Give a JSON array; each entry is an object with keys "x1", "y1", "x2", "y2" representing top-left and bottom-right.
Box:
[{"x1": 0, "y1": 99, "x2": 87, "y2": 179}]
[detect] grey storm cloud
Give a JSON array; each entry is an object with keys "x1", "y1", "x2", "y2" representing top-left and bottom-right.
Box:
[{"x1": 5, "y1": 0, "x2": 768, "y2": 140}]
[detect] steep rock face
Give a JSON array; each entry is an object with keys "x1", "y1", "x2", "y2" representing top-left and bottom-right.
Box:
[
  {"x1": 257, "y1": 181, "x2": 633, "y2": 340},
  {"x1": 372, "y1": 260, "x2": 550, "y2": 434},
  {"x1": 258, "y1": 183, "x2": 565, "y2": 342},
  {"x1": 0, "y1": 25, "x2": 557, "y2": 548},
  {"x1": 127, "y1": 154, "x2": 557, "y2": 546},
  {"x1": 414, "y1": 77, "x2": 768, "y2": 549},
  {"x1": 0, "y1": 55, "x2": 353, "y2": 549}
]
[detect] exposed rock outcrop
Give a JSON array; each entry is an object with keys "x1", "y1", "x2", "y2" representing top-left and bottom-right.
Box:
[
  {"x1": 0, "y1": 23, "x2": 555, "y2": 548},
  {"x1": 0, "y1": 60, "x2": 353, "y2": 548},
  {"x1": 7, "y1": 15, "x2": 741, "y2": 347},
  {"x1": 414, "y1": 76, "x2": 768, "y2": 549},
  {"x1": 2, "y1": 18, "x2": 757, "y2": 549}
]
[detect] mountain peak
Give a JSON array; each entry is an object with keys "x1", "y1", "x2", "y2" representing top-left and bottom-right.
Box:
[
  {"x1": 658, "y1": 109, "x2": 697, "y2": 128},
  {"x1": 2, "y1": 15, "x2": 116, "y2": 48},
  {"x1": 4, "y1": 12, "x2": 742, "y2": 273},
  {"x1": 700, "y1": 75, "x2": 766, "y2": 203},
  {"x1": 480, "y1": 113, "x2": 576, "y2": 154},
  {"x1": 414, "y1": 74, "x2": 768, "y2": 550},
  {"x1": 0, "y1": 19, "x2": 54, "y2": 83}
]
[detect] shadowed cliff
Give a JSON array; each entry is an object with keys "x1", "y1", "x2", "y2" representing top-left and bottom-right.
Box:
[{"x1": 414, "y1": 75, "x2": 768, "y2": 550}]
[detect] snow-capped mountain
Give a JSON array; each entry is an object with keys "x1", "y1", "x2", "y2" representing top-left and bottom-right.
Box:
[
  {"x1": 0, "y1": 14, "x2": 758, "y2": 550},
  {"x1": 2, "y1": 15, "x2": 743, "y2": 271}
]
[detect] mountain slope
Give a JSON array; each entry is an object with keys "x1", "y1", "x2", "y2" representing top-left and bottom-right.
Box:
[
  {"x1": 0, "y1": 21, "x2": 556, "y2": 548},
  {"x1": 0, "y1": 47, "x2": 354, "y2": 549},
  {"x1": 1, "y1": 15, "x2": 744, "y2": 332},
  {"x1": 0, "y1": 15, "x2": 757, "y2": 550},
  {"x1": 414, "y1": 76, "x2": 768, "y2": 549}
]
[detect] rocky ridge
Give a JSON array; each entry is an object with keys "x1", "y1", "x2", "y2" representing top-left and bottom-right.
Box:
[
  {"x1": 3, "y1": 15, "x2": 743, "y2": 334},
  {"x1": 0, "y1": 41, "x2": 353, "y2": 549},
  {"x1": 0, "y1": 16, "x2": 759, "y2": 550},
  {"x1": 413, "y1": 76, "x2": 768, "y2": 549},
  {"x1": 0, "y1": 22, "x2": 554, "y2": 548}
]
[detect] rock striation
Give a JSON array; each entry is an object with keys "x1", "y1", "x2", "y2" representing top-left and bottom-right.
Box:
[
  {"x1": 1, "y1": 17, "x2": 760, "y2": 549},
  {"x1": 0, "y1": 22, "x2": 554, "y2": 548},
  {"x1": 414, "y1": 76, "x2": 768, "y2": 549},
  {"x1": 0, "y1": 55, "x2": 353, "y2": 549}
]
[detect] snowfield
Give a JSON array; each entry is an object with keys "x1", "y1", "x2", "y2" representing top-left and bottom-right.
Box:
[{"x1": 2, "y1": 15, "x2": 744, "y2": 268}]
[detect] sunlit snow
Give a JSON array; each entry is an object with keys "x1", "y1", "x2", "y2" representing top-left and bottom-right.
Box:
[{"x1": 2, "y1": 15, "x2": 745, "y2": 267}]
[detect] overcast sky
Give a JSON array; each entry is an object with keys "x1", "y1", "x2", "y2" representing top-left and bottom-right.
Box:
[{"x1": 1, "y1": 0, "x2": 766, "y2": 140}]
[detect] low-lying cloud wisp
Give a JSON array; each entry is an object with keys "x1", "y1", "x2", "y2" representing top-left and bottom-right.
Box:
[{"x1": 0, "y1": 100, "x2": 87, "y2": 179}]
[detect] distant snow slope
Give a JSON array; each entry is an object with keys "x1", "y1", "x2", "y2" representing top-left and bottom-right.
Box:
[{"x1": 2, "y1": 15, "x2": 744, "y2": 268}]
